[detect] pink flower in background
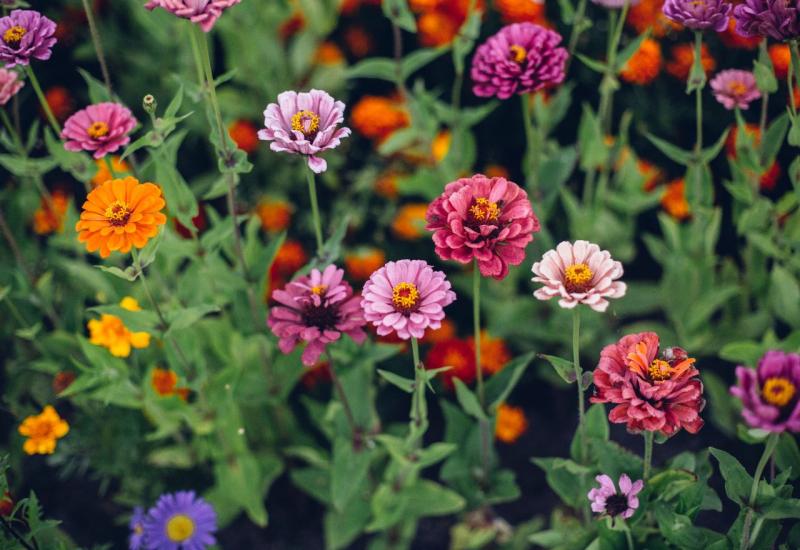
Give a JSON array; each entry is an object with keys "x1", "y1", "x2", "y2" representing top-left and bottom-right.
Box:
[
  {"x1": 426, "y1": 175, "x2": 539, "y2": 280},
  {"x1": 361, "y1": 259, "x2": 456, "y2": 340},
  {"x1": 710, "y1": 69, "x2": 761, "y2": 110},
  {"x1": 144, "y1": 0, "x2": 241, "y2": 32},
  {"x1": 0, "y1": 68, "x2": 23, "y2": 106},
  {"x1": 62, "y1": 102, "x2": 137, "y2": 159},
  {"x1": 471, "y1": 22, "x2": 568, "y2": 99},
  {"x1": 731, "y1": 350, "x2": 800, "y2": 433},
  {"x1": 0, "y1": 10, "x2": 57, "y2": 67},
  {"x1": 531, "y1": 240, "x2": 626, "y2": 312},
  {"x1": 258, "y1": 89, "x2": 351, "y2": 174},
  {"x1": 268, "y1": 265, "x2": 366, "y2": 366},
  {"x1": 588, "y1": 474, "x2": 644, "y2": 520}
]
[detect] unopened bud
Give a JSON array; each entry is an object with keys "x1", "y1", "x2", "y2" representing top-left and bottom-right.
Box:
[{"x1": 143, "y1": 94, "x2": 157, "y2": 114}]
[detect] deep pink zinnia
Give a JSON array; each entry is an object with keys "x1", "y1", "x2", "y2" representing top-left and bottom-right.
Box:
[
  {"x1": 710, "y1": 69, "x2": 761, "y2": 110},
  {"x1": 144, "y1": 0, "x2": 241, "y2": 32},
  {"x1": 0, "y1": 10, "x2": 57, "y2": 68},
  {"x1": 591, "y1": 332, "x2": 705, "y2": 436},
  {"x1": 361, "y1": 259, "x2": 456, "y2": 340},
  {"x1": 258, "y1": 89, "x2": 351, "y2": 174},
  {"x1": 426, "y1": 174, "x2": 539, "y2": 280},
  {"x1": 730, "y1": 350, "x2": 800, "y2": 433},
  {"x1": 0, "y1": 68, "x2": 24, "y2": 106},
  {"x1": 61, "y1": 102, "x2": 137, "y2": 159},
  {"x1": 268, "y1": 264, "x2": 366, "y2": 366}
]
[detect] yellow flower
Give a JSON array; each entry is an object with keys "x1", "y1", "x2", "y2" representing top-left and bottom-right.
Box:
[
  {"x1": 18, "y1": 406, "x2": 69, "y2": 455},
  {"x1": 495, "y1": 404, "x2": 528, "y2": 444},
  {"x1": 88, "y1": 296, "x2": 150, "y2": 357}
]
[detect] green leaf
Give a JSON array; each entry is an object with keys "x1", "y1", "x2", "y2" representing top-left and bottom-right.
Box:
[
  {"x1": 761, "y1": 498, "x2": 800, "y2": 519},
  {"x1": 406, "y1": 479, "x2": 465, "y2": 517},
  {"x1": 402, "y1": 47, "x2": 449, "y2": 77},
  {"x1": 165, "y1": 304, "x2": 220, "y2": 335},
  {"x1": 97, "y1": 265, "x2": 138, "y2": 281},
  {"x1": 702, "y1": 371, "x2": 738, "y2": 437},
  {"x1": 331, "y1": 437, "x2": 372, "y2": 510},
  {"x1": 78, "y1": 67, "x2": 112, "y2": 103},
  {"x1": 753, "y1": 56, "x2": 778, "y2": 94},
  {"x1": 577, "y1": 104, "x2": 607, "y2": 170},
  {"x1": 760, "y1": 112, "x2": 789, "y2": 167},
  {"x1": 377, "y1": 369, "x2": 414, "y2": 393},
  {"x1": 324, "y1": 496, "x2": 370, "y2": 550},
  {"x1": 345, "y1": 57, "x2": 396, "y2": 81},
  {"x1": 485, "y1": 351, "x2": 535, "y2": 410},
  {"x1": 719, "y1": 341, "x2": 764, "y2": 366},
  {"x1": 709, "y1": 447, "x2": 753, "y2": 506},
  {"x1": 453, "y1": 379, "x2": 487, "y2": 421},
  {"x1": 539, "y1": 354, "x2": 578, "y2": 384},
  {"x1": 575, "y1": 53, "x2": 607, "y2": 74},
  {"x1": 615, "y1": 32, "x2": 649, "y2": 73},
  {"x1": 775, "y1": 433, "x2": 800, "y2": 480},
  {"x1": 645, "y1": 132, "x2": 693, "y2": 166},
  {"x1": 382, "y1": 0, "x2": 416, "y2": 32},
  {"x1": 770, "y1": 266, "x2": 800, "y2": 326}
]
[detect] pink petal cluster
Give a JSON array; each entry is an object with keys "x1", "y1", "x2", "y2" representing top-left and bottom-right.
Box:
[
  {"x1": 0, "y1": 68, "x2": 24, "y2": 106},
  {"x1": 361, "y1": 259, "x2": 456, "y2": 340},
  {"x1": 0, "y1": 10, "x2": 57, "y2": 68},
  {"x1": 588, "y1": 474, "x2": 643, "y2": 520},
  {"x1": 710, "y1": 69, "x2": 761, "y2": 110},
  {"x1": 426, "y1": 175, "x2": 539, "y2": 280},
  {"x1": 144, "y1": 0, "x2": 241, "y2": 32},
  {"x1": 532, "y1": 240, "x2": 626, "y2": 312},
  {"x1": 730, "y1": 350, "x2": 800, "y2": 433},
  {"x1": 591, "y1": 332, "x2": 705, "y2": 436},
  {"x1": 61, "y1": 102, "x2": 138, "y2": 159},
  {"x1": 258, "y1": 89, "x2": 351, "y2": 174},
  {"x1": 268, "y1": 264, "x2": 366, "y2": 366}
]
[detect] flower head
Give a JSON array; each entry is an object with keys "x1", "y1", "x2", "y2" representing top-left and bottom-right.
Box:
[
  {"x1": 268, "y1": 239, "x2": 308, "y2": 296},
  {"x1": 88, "y1": 297, "x2": 151, "y2": 358},
  {"x1": 62, "y1": 102, "x2": 138, "y2": 159},
  {"x1": 471, "y1": 22, "x2": 568, "y2": 99},
  {"x1": 92, "y1": 156, "x2": 131, "y2": 186},
  {"x1": 345, "y1": 247, "x2": 387, "y2": 281},
  {"x1": 663, "y1": 0, "x2": 732, "y2": 31},
  {"x1": 0, "y1": 10, "x2": 57, "y2": 67},
  {"x1": 129, "y1": 507, "x2": 146, "y2": 550},
  {"x1": 733, "y1": 0, "x2": 800, "y2": 41},
  {"x1": 731, "y1": 350, "x2": 800, "y2": 433},
  {"x1": 591, "y1": 332, "x2": 705, "y2": 435},
  {"x1": 494, "y1": 0, "x2": 547, "y2": 23},
  {"x1": 425, "y1": 337, "x2": 476, "y2": 389},
  {"x1": 666, "y1": 42, "x2": 716, "y2": 81},
  {"x1": 393, "y1": 203, "x2": 429, "y2": 240},
  {"x1": 620, "y1": 38, "x2": 662, "y2": 85},
  {"x1": 76, "y1": 177, "x2": 167, "y2": 258},
  {"x1": 32, "y1": 190, "x2": 69, "y2": 235},
  {"x1": 228, "y1": 119, "x2": 259, "y2": 154},
  {"x1": 361, "y1": 259, "x2": 456, "y2": 340},
  {"x1": 495, "y1": 403, "x2": 528, "y2": 443},
  {"x1": 258, "y1": 89, "x2": 351, "y2": 173},
  {"x1": 427, "y1": 175, "x2": 540, "y2": 280},
  {"x1": 350, "y1": 95, "x2": 409, "y2": 143},
  {"x1": 269, "y1": 265, "x2": 367, "y2": 366},
  {"x1": 0, "y1": 67, "x2": 23, "y2": 106},
  {"x1": 144, "y1": 0, "x2": 241, "y2": 32},
  {"x1": 256, "y1": 198, "x2": 292, "y2": 232},
  {"x1": 18, "y1": 405, "x2": 69, "y2": 455},
  {"x1": 588, "y1": 474, "x2": 644, "y2": 520},
  {"x1": 468, "y1": 330, "x2": 511, "y2": 374},
  {"x1": 710, "y1": 69, "x2": 760, "y2": 110},
  {"x1": 143, "y1": 491, "x2": 217, "y2": 550},
  {"x1": 151, "y1": 368, "x2": 189, "y2": 401},
  {"x1": 532, "y1": 240, "x2": 626, "y2": 312},
  {"x1": 661, "y1": 178, "x2": 690, "y2": 220},
  {"x1": 770, "y1": 44, "x2": 791, "y2": 80},
  {"x1": 627, "y1": 0, "x2": 678, "y2": 37}
]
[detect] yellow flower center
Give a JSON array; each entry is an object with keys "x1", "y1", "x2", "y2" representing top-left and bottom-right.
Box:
[
  {"x1": 648, "y1": 359, "x2": 673, "y2": 382},
  {"x1": 104, "y1": 200, "x2": 132, "y2": 226},
  {"x1": 469, "y1": 197, "x2": 500, "y2": 223},
  {"x1": 3, "y1": 25, "x2": 25, "y2": 46},
  {"x1": 88, "y1": 121, "x2": 110, "y2": 139},
  {"x1": 165, "y1": 514, "x2": 195, "y2": 542},
  {"x1": 762, "y1": 377, "x2": 796, "y2": 407},
  {"x1": 509, "y1": 44, "x2": 527, "y2": 64},
  {"x1": 729, "y1": 81, "x2": 748, "y2": 95},
  {"x1": 310, "y1": 285, "x2": 327, "y2": 296},
  {"x1": 392, "y1": 282, "x2": 420, "y2": 312},
  {"x1": 291, "y1": 110, "x2": 320, "y2": 137},
  {"x1": 564, "y1": 263, "x2": 593, "y2": 293}
]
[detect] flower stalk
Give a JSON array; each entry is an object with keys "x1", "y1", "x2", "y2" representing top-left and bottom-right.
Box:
[
  {"x1": 25, "y1": 66, "x2": 60, "y2": 135},
  {"x1": 740, "y1": 433, "x2": 779, "y2": 550},
  {"x1": 305, "y1": 169, "x2": 324, "y2": 254},
  {"x1": 80, "y1": 0, "x2": 113, "y2": 96},
  {"x1": 643, "y1": 430, "x2": 654, "y2": 480},
  {"x1": 572, "y1": 307, "x2": 587, "y2": 463}
]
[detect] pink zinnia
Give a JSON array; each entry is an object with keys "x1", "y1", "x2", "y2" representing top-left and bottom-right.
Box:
[
  {"x1": 361, "y1": 259, "x2": 456, "y2": 340},
  {"x1": 587, "y1": 474, "x2": 644, "y2": 520},
  {"x1": 531, "y1": 240, "x2": 627, "y2": 313},
  {"x1": 61, "y1": 102, "x2": 137, "y2": 159},
  {"x1": 258, "y1": 89, "x2": 351, "y2": 174},
  {"x1": 426, "y1": 175, "x2": 539, "y2": 280},
  {"x1": 268, "y1": 264, "x2": 366, "y2": 366},
  {"x1": 710, "y1": 69, "x2": 761, "y2": 110},
  {"x1": 0, "y1": 68, "x2": 23, "y2": 106},
  {"x1": 0, "y1": 10, "x2": 57, "y2": 68},
  {"x1": 144, "y1": 0, "x2": 241, "y2": 32},
  {"x1": 591, "y1": 332, "x2": 705, "y2": 436}
]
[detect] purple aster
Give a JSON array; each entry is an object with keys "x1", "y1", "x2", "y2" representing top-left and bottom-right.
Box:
[
  {"x1": 733, "y1": 0, "x2": 800, "y2": 41},
  {"x1": 588, "y1": 474, "x2": 644, "y2": 520},
  {"x1": 0, "y1": 10, "x2": 57, "y2": 68},
  {"x1": 258, "y1": 89, "x2": 351, "y2": 174},
  {"x1": 129, "y1": 507, "x2": 146, "y2": 550},
  {"x1": 663, "y1": 0, "x2": 733, "y2": 31},
  {"x1": 710, "y1": 69, "x2": 761, "y2": 110},
  {"x1": 471, "y1": 23, "x2": 568, "y2": 100},
  {"x1": 144, "y1": 0, "x2": 241, "y2": 32},
  {"x1": 143, "y1": 491, "x2": 217, "y2": 550},
  {"x1": 730, "y1": 350, "x2": 800, "y2": 433},
  {"x1": 0, "y1": 68, "x2": 24, "y2": 106},
  {"x1": 268, "y1": 264, "x2": 367, "y2": 366}
]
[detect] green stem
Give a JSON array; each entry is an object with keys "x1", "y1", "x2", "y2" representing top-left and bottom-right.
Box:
[
  {"x1": 409, "y1": 337, "x2": 428, "y2": 449},
  {"x1": 565, "y1": 0, "x2": 588, "y2": 70},
  {"x1": 25, "y1": 66, "x2": 60, "y2": 135},
  {"x1": 741, "y1": 433, "x2": 779, "y2": 550},
  {"x1": 1, "y1": 109, "x2": 55, "y2": 205},
  {"x1": 622, "y1": 521, "x2": 634, "y2": 550},
  {"x1": 103, "y1": 155, "x2": 118, "y2": 179},
  {"x1": 758, "y1": 41, "x2": 770, "y2": 138},
  {"x1": 572, "y1": 307, "x2": 587, "y2": 463},
  {"x1": 326, "y1": 352, "x2": 360, "y2": 448},
  {"x1": 692, "y1": 31, "x2": 704, "y2": 157},
  {"x1": 521, "y1": 94, "x2": 539, "y2": 194},
  {"x1": 473, "y1": 260, "x2": 484, "y2": 406},
  {"x1": 643, "y1": 430, "x2": 654, "y2": 480},
  {"x1": 305, "y1": 169, "x2": 324, "y2": 254},
  {"x1": 80, "y1": 0, "x2": 113, "y2": 96},
  {"x1": 450, "y1": 0, "x2": 475, "y2": 112}
]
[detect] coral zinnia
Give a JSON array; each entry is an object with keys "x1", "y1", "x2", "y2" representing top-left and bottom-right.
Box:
[
  {"x1": 256, "y1": 197, "x2": 292, "y2": 232},
  {"x1": 591, "y1": 332, "x2": 705, "y2": 436},
  {"x1": 427, "y1": 174, "x2": 540, "y2": 280},
  {"x1": 18, "y1": 405, "x2": 69, "y2": 455},
  {"x1": 588, "y1": 474, "x2": 644, "y2": 520},
  {"x1": 62, "y1": 102, "x2": 138, "y2": 159},
  {"x1": 350, "y1": 95, "x2": 409, "y2": 143},
  {"x1": 710, "y1": 69, "x2": 760, "y2": 110},
  {"x1": 345, "y1": 247, "x2": 387, "y2": 282},
  {"x1": 468, "y1": 330, "x2": 511, "y2": 374},
  {"x1": 143, "y1": 491, "x2": 217, "y2": 549},
  {"x1": 151, "y1": 368, "x2": 189, "y2": 401},
  {"x1": 0, "y1": 67, "x2": 23, "y2": 106},
  {"x1": 0, "y1": 10, "x2": 57, "y2": 67},
  {"x1": 228, "y1": 119, "x2": 259, "y2": 154},
  {"x1": 32, "y1": 190, "x2": 69, "y2": 235},
  {"x1": 76, "y1": 177, "x2": 166, "y2": 258},
  {"x1": 731, "y1": 350, "x2": 800, "y2": 433},
  {"x1": 144, "y1": 0, "x2": 241, "y2": 32},
  {"x1": 425, "y1": 337, "x2": 476, "y2": 389},
  {"x1": 393, "y1": 203, "x2": 429, "y2": 240},
  {"x1": 620, "y1": 38, "x2": 662, "y2": 85}
]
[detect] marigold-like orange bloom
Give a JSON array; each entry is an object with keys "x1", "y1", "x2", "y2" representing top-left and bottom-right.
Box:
[
  {"x1": 770, "y1": 44, "x2": 791, "y2": 81},
  {"x1": 418, "y1": 10, "x2": 461, "y2": 46},
  {"x1": 228, "y1": 119, "x2": 259, "y2": 154},
  {"x1": 468, "y1": 330, "x2": 511, "y2": 375},
  {"x1": 151, "y1": 368, "x2": 189, "y2": 400},
  {"x1": 88, "y1": 296, "x2": 151, "y2": 357},
  {"x1": 316, "y1": 41, "x2": 345, "y2": 65},
  {"x1": 719, "y1": 19, "x2": 761, "y2": 50},
  {"x1": 409, "y1": 0, "x2": 441, "y2": 10},
  {"x1": 621, "y1": 38, "x2": 662, "y2": 85},
  {"x1": 392, "y1": 203, "x2": 428, "y2": 239},
  {"x1": 76, "y1": 177, "x2": 166, "y2": 258},
  {"x1": 425, "y1": 338, "x2": 476, "y2": 390},
  {"x1": 432, "y1": 130, "x2": 452, "y2": 162},
  {"x1": 638, "y1": 159, "x2": 664, "y2": 192},
  {"x1": 44, "y1": 85, "x2": 74, "y2": 121},
  {"x1": 343, "y1": 25, "x2": 373, "y2": 58},
  {"x1": 256, "y1": 198, "x2": 292, "y2": 233},
  {"x1": 666, "y1": 42, "x2": 715, "y2": 81},
  {"x1": 421, "y1": 318, "x2": 456, "y2": 344},
  {"x1": 494, "y1": 0, "x2": 546, "y2": 24},
  {"x1": 351, "y1": 95, "x2": 409, "y2": 142},
  {"x1": 345, "y1": 247, "x2": 386, "y2": 281},
  {"x1": 495, "y1": 403, "x2": 527, "y2": 443},
  {"x1": 18, "y1": 406, "x2": 69, "y2": 455},
  {"x1": 92, "y1": 156, "x2": 131, "y2": 187},
  {"x1": 660, "y1": 178, "x2": 690, "y2": 221},
  {"x1": 268, "y1": 239, "x2": 309, "y2": 296},
  {"x1": 375, "y1": 171, "x2": 400, "y2": 199},
  {"x1": 626, "y1": 0, "x2": 678, "y2": 38},
  {"x1": 33, "y1": 190, "x2": 69, "y2": 235}
]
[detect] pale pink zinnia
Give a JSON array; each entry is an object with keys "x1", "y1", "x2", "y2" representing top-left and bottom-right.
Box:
[
  {"x1": 258, "y1": 89, "x2": 351, "y2": 174},
  {"x1": 144, "y1": 0, "x2": 241, "y2": 32},
  {"x1": 361, "y1": 259, "x2": 456, "y2": 340},
  {"x1": 426, "y1": 175, "x2": 539, "y2": 280},
  {"x1": 61, "y1": 102, "x2": 137, "y2": 159},
  {"x1": 0, "y1": 68, "x2": 23, "y2": 106},
  {"x1": 268, "y1": 264, "x2": 366, "y2": 366},
  {"x1": 710, "y1": 69, "x2": 761, "y2": 110},
  {"x1": 531, "y1": 240, "x2": 626, "y2": 313},
  {"x1": 587, "y1": 474, "x2": 644, "y2": 520}
]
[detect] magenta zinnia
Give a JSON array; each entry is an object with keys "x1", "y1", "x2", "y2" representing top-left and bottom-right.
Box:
[
  {"x1": 426, "y1": 174, "x2": 539, "y2": 280},
  {"x1": 730, "y1": 350, "x2": 800, "y2": 433},
  {"x1": 0, "y1": 10, "x2": 56, "y2": 67},
  {"x1": 144, "y1": 0, "x2": 241, "y2": 32},
  {"x1": 62, "y1": 102, "x2": 138, "y2": 159}
]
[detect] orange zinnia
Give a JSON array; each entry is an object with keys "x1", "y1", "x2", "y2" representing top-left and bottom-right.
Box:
[
  {"x1": 256, "y1": 198, "x2": 292, "y2": 232},
  {"x1": 316, "y1": 41, "x2": 345, "y2": 65},
  {"x1": 33, "y1": 190, "x2": 69, "y2": 235},
  {"x1": 392, "y1": 203, "x2": 428, "y2": 239},
  {"x1": 351, "y1": 95, "x2": 409, "y2": 142},
  {"x1": 620, "y1": 38, "x2": 662, "y2": 85},
  {"x1": 770, "y1": 44, "x2": 791, "y2": 81},
  {"x1": 76, "y1": 177, "x2": 167, "y2": 258},
  {"x1": 660, "y1": 178, "x2": 690, "y2": 221},
  {"x1": 468, "y1": 330, "x2": 511, "y2": 375},
  {"x1": 92, "y1": 156, "x2": 131, "y2": 187},
  {"x1": 344, "y1": 247, "x2": 386, "y2": 281},
  {"x1": 495, "y1": 404, "x2": 528, "y2": 443},
  {"x1": 494, "y1": 0, "x2": 546, "y2": 24},
  {"x1": 228, "y1": 119, "x2": 259, "y2": 154},
  {"x1": 666, "y1": 42, "x2": 715, "y2": 81},
  {"x1": 626, "y1": 0, "x2": 678, "y2": 38}
]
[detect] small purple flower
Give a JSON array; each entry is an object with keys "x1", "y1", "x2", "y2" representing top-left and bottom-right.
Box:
[
  {"x1": 269, "y1": 264, "x2": 367, "y2": 366},
  {"x1": 471, "y1": 23, "x2": 568, "y2": 100},
  {"x1": 588, "y1": 474, "x2": 644, "y2": 520},
  {"x1": 258, "y1": 89, "x2": 351, "y2": 174},
  {"x1": 710, "y1": 69, "x2": 761, "y2": 110},
  {"x1": 143, "y1": 491, "x2": 217, "y2": 550},
  {"x1": 0, "y1": 68, "x2": 24, "y2": 106},
  {"x1": 733, "y1": 0, "x2": 800, "y2": 41},
  {"x1": 0, "y1": 10, "x2": 57, "y2": 68},
  {"x1": 730, "y1": 350, "x2": 800, "y2": 433},
  {"x1": 663, "y1": 0, "x2": 733, "y2": 32},
  {"x1": 129, "y1": 507, "x2": 146, "y2": 550},
  {"x1": 144, "y1": 0, "x2": 241, "y2": 32},
  {"x1": 61, "y1": 102, "x2": 138, "y2": 159}
]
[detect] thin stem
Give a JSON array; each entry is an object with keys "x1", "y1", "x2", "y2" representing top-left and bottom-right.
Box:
[
  {"x1": 572, "y1": 307, "x2": 586, "y2": 463},
  {"x1": 565, "y1": 0, "x2": 588, "y2": 72},
  {"x1": 305, "y1": 169, "x2": 324, "y2": 254},
  {"x1": 103, "y1": 155, "x2": 118, "y2": 179},
  {"x1": 741, "y1": 433, "x2": 779, "y2": 550},
  {"x1": 473, "y1": 260, "x2": 484, "y2": 406},
  {"x1": 521, "y1": 94, "x2": 539, "y2": 193},
  {"x1": 622, "y1": 521, "x2": 634, "y2": 550},
  {"x1": 24, "y1": 67, "x2": 60, "y2": 135},
  {"x1": 391, "y1": 21, "x2": 408, "y2": 100},
  {"x1": 80, "y1": 0, "x2": 113, "y2": 96},
  {"x1": 408, "y1": 337, "x2": 427, "y2": 448},
  {"x1": 450, "y1": 0, "x2": 476, "y2": 111},
  {"x1": 0, "y1": 109, "x2": 55, "y2": 207},
  {"x1": 692, "y1": 32, "x2": 704, "y2": 157},
  {"x1": 643, "y1": 430, "x2": 654, "y2": 480},
  {"x1": 0, "y1": 516, "x2": 36, "y2": 550},
  {"x1": 758, "y1": 41, "x2": 770, "y2": 138},
  {"x1": 326, "y1": 352, "x2": 360, "y2": 448}
]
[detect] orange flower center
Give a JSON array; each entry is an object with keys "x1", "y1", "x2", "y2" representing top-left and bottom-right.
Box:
[
  {"x1": 648, "y1": 359, "x2": 673, "y2": 381},
  {"x1": 564, "y1": 263, "x2": 593, "y2": 293},
  {"x1": 509, "y1": 44, "x2": 527, "y2": 64},
  {"x1": 442, "y1": 349, "x2": 469, "y2": 368},
  {"x1": 27, "y1": 418, "x2": 56, "y2": 439},
  {"x1": 88, "y1": 121, "x2": 110, "y2": 139},
  {"x1": 291, "y1": 110, "x2": 320, "y2": 137},
  {"x1": 729, "y1": 81, "x2": 747, "y2": 95},
  {"x1": 3, "y1": 25, "x2": 25, "y2": 46},
  {"x1": 104, "y1": 200, "x2": 132, "y2": 226},
  {"x1": 392, "y1": 282, "x2": 420, "y2": 312},
  {"x1": 469, "y1": 197, "x2": 500, "y2": 223},
  {"x1": 310, "y1": 285, "x2": 327, "y2": 295},
  {"x1": 762, "y1": 377, "x2": 796, "y2": 407}
]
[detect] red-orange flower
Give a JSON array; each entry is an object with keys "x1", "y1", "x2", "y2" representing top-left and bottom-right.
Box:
[
  {"x1": 638, "y1": 159, "x2": 664, "y2": 192},
  {"x1": 351, "y1": 95, "x2": 409, "y2": 143},
  {"x1": 726, "y1": 124, "x2": 782, "y2": 191},
  {"x1": 468, "y1": 330, "x2": 511, "y2": 375},
  {"x1": 495, "y1": 403, "x2": 528, "y2": 443},
  {"x1": 621, "y1": 38, "x2": 662, "y2": 85},
  {"x1": 343, "y1": 25, "x2": 373, "y2": 58},
  {"x1": 267, "y1": 239, "x2": 308, "y2": 296},
  {"x1": 151, "y1": 368, "x2": 189, "y2": 400},
  {"x1": 256, "y1": 198, "x2": 292, "y2": 233},
  {"x1": 718, "y1": 19, "x2": 760, "y2": 50},
  {"x1": 627, "y1": 0, "x2": 678, "y2": 38},
  {"x1": 494, "y1": 0, "x2": 547, "y2": 24},
  {"x1": 92, "y1": 156, "x2": 131, "y2": 187},
  {"x1": 666, "y1": 42, "x2": 715, "y2": 81},
  {"x1": 392, "y1": 203, "x2": 428, "y2": 239},
  {"x1": 344, "y1": 247, "x2": 386, "y2": 281},
  {"x1": 315, "y1": 41, "x2": 345, "y2": 65},
  {"x1": 425, "y1": 338, "x2": 476, "y2": 390},
  {"x1": 421, "y1": 318, "x2": 456, "y2": 344},
  {"x1": 33, "y1": 190, "x2": 69, "y2": 235},
  {"x1": 375, "y1": 170, "x2": 400, "y2": 199},
  {"x1": 44, "y1": 86, "x2": 74, "y2": 122},
  {"x1": 660, "y1": 178, "x2": 690, "y2": 221},
  {"x1": 229, "y1": 119, "x2": 259, "y2": 154},
  {"x1": 770, "y1": 44, "x2": 791, "y2": 81}
]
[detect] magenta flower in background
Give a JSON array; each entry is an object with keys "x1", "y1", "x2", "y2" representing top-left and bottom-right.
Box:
[
  {"x1": 731, "y1": 350, "x2": 800, "y2": 433},
  {"x1": 426, "y1": 175, "x2": 539, "y2": 280},
  {"x1": 663, "y1": 0, "x2": 733, "y2": 31},
  {"x1": 0, "y1": 68, "x2": 23, "y2": 106},
  {"x1": 128, "y1": 507, "x2": 145, "y2": 550},
  {"x1": 710, "y1": 69, "x2": 761, "y2": 110},
  {"x1": 532, "y1": 240, "x2": 626, "y2": 312},
  {"x1": 0, "y1": 10, "x2": 57, "y2": 67},
  {"x1": 269, "y1": 264, "x2": 366, "y2": 366},
  {"x1": 144, "y1": 0, "x2": 241, "y2": 32},
  {"x1": 471, "y1": 23, "x2": 568, "y2": 100},
  {"x1": 258, "y1": 89, "x2": 351, "y2": 174},
  {"x1": 361, "y1": 259, "x2": 456, "y2": 340},
  {"x1": 588, "y1": 474, "x2": 644, "y2": 520},
  {"x1": 733, "y1": 0, "x2": 800, "y2": 41},
  {"x1": 61, "y1": 102, "x2": 137, "y2": 159},
  {"x1": 142, "y1": 491, "x2": 217, "y2": 550}
]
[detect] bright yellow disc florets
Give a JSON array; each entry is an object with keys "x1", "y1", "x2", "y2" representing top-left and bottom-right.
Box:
[{"x1": 392, "y1": 282, "x2": 420, "y2": 312}]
